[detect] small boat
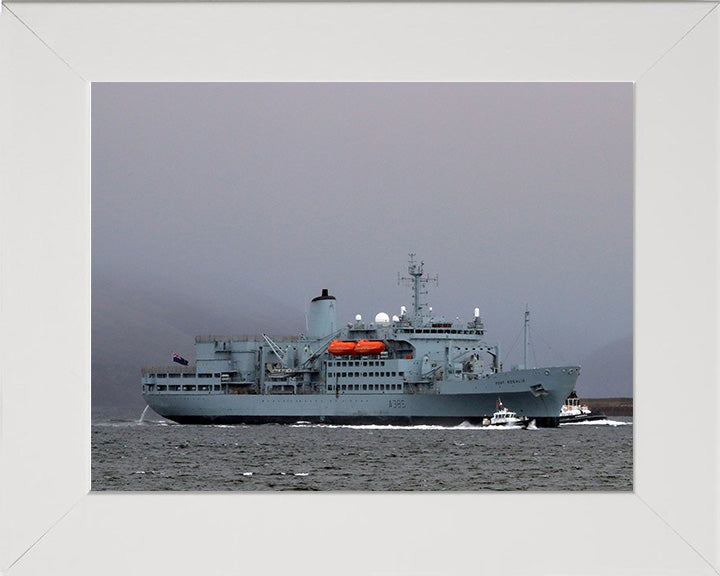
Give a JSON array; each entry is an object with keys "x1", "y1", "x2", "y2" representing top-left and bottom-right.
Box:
[
  {"x1": 488, "y1": 400, "x2": 529, "y2": 427},
  {"x1": 328, "y1": 341, "x2": 358, "y2": 355},
  {"x1": 559, "y1": 392, "x2": 606, "y2": 424},
  {"x1": 354, "y1": 340, "x2": 387, "y2": 356}
]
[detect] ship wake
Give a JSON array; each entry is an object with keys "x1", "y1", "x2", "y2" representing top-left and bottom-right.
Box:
[{"x1": 560, "y1": 418, "x2": 631, "y2": 427}]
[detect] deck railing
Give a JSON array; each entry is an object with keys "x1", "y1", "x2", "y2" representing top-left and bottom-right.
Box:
[
  {"x1": 141, "y1": 365, "x2": 196, "y2": 375},
  {"x1": 194, "y1": 334, "x2": 301, "y2": 343}
]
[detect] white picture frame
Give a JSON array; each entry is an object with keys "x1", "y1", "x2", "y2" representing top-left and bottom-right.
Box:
[{"x1": 1, "y1": 2, "x2": 718, "y2": 575}]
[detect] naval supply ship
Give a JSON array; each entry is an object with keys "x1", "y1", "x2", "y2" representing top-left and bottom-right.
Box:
[{"x1": 142, "y1": 255, "x2": 579, "y2": 427}]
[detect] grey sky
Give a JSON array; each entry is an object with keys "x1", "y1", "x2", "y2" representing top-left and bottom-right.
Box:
[{"x1": 92, "y1": 82, "x2": 632, "y2": 373}]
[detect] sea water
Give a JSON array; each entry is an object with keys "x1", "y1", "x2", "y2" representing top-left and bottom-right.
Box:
[{"x1": 91, "y1": 418, "x2": 632, "y2": 491}]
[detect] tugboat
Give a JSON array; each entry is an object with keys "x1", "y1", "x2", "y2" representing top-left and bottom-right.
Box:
[
  {"x1": 141, "y1": 254, "x2": 580, "y2": 427},
  {"x1": 558, "y1": 392, "x2": 606, "y2": 424}
]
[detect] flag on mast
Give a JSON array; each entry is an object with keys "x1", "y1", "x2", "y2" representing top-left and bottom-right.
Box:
[{"x1": 173, "y1": 353, "x2": 189, "y2": 366}]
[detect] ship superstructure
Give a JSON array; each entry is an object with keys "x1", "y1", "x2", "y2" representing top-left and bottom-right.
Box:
[{"x1": 142, "y1": 255, "x2": 579, "y2": 427}]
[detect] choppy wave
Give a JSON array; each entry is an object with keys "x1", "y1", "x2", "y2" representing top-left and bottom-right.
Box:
[{"x1": 92, "y1": 415, "x2": 634, "y2": 491}]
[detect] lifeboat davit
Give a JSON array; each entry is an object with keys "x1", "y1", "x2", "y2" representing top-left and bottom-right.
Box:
[
  {"x1": 328, "y1": 341, "x2": 357, "y2": 356},
  {"x1": 354, "y1": 340, "x2": 387, "y2": 356}
]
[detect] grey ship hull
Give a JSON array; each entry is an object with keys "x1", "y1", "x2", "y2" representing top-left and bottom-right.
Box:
[{"x1": 143, "y1": 366, "x2": 578, "y2": 427}]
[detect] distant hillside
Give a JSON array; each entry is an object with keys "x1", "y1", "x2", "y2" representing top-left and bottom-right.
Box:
[
  {"x1": 576, "y1": 335, "x2": 633, "y2": 398},
  {"x1": 92, "y1": 274, "x2": 303, "y2": 417},
  {"x1": 584, "y1": 398, "x2": 633, "y2": 417}
]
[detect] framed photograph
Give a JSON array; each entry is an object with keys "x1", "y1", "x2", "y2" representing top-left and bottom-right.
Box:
[
  {"x1": 89, "y1": 80, "x2": 634, "y2": 492},
  {"x1": 1, "y1": 2, "x2": 718, "y2": 575}
]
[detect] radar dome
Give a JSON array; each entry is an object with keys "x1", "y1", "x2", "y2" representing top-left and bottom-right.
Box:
[{"x1": 374, "y1": 312, "x2": 390, "y2": 325}]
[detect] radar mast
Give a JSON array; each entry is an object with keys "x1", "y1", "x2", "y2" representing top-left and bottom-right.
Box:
[{"x1": 398, "y1": 253, "x2": 438, "y2": 324}]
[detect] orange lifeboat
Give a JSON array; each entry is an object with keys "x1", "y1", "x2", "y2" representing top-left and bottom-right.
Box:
[
  {"x1": 328, "y1": 341, "x2": 358, "y2": 356},
  {"x1": 354, "y1": 340, "x2": 386, "y2": 356}
]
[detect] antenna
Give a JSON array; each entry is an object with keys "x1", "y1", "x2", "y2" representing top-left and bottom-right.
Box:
[{"x1": 524, "y1": 304, "x2": 530, "y2": 369}]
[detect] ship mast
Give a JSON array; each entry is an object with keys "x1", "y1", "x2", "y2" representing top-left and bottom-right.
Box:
[
  {"x1": 524, "y1": 304, "x2": 530, "y2": 369},
  {"x1": 399, "y1": 253, "x2": 438, "y2": 323}
]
